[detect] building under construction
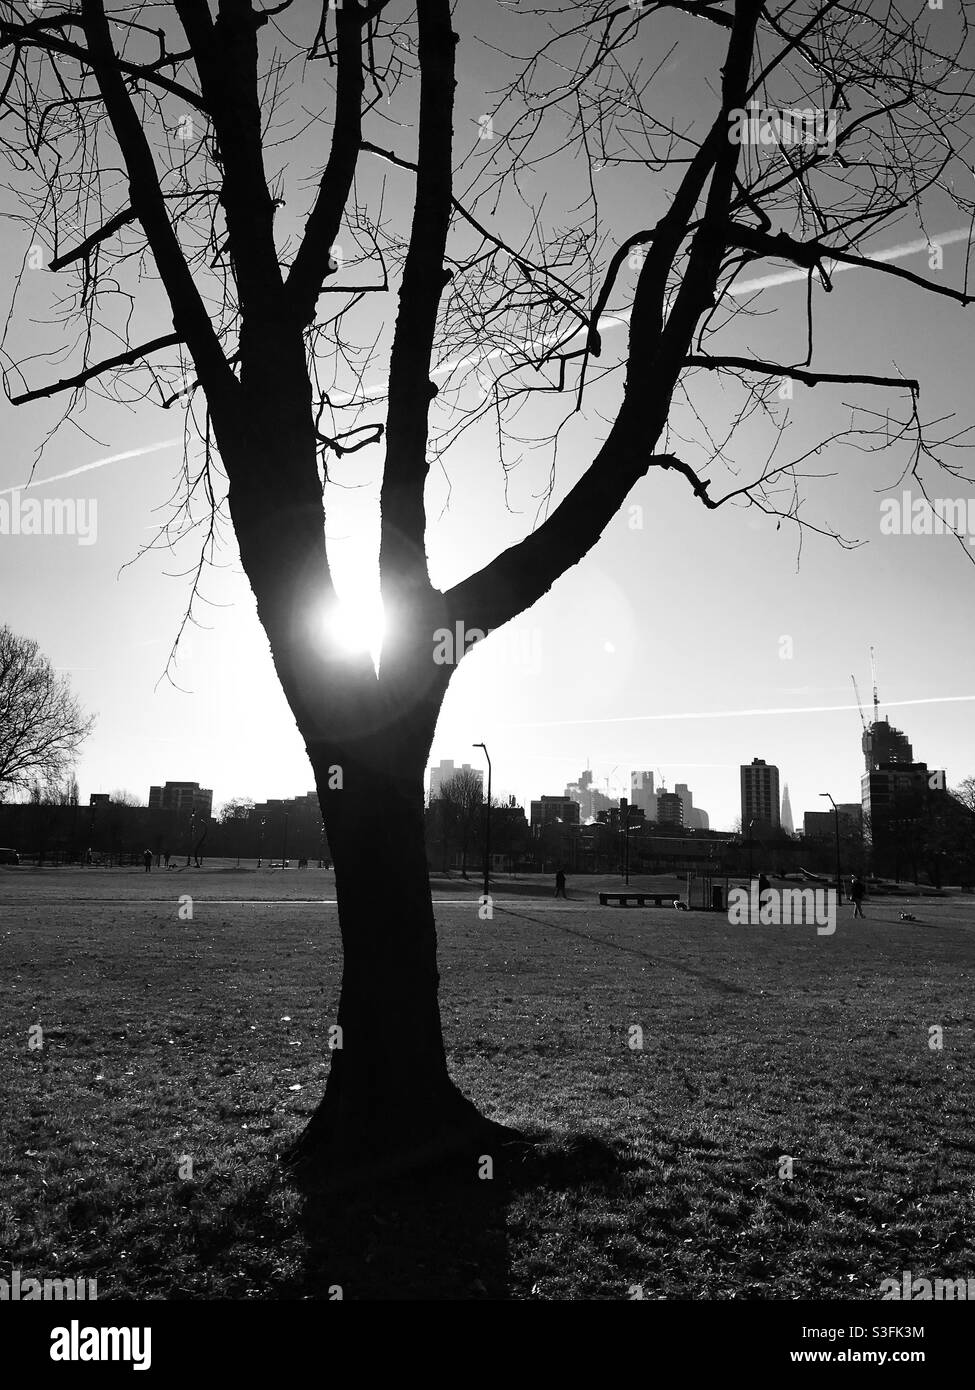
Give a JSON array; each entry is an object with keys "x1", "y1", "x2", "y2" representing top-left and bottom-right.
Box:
[{"x1": 858, "y1": 717, "x2": 975, "y2": 883}]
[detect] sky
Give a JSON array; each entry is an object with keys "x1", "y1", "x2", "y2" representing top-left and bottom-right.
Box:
[{"x1": 2, "y1": 2, "x2": 975, "y2": 832}]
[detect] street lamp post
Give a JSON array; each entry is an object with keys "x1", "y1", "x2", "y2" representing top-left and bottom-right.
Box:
[
  {"x1": 473, "y1": 743, "x2": 492, "y2": 900},
  {"x1": 185, "y1": 809, "x2": 196, "y2": 867},
  {"x1": 747, "y1": 818, "x2": 755, "y2": 881},
  {"x1": 621, "y1": 799, "x2": 631, "y2": 885},
  {"x1": 820, "y1": 792, "x2": 843, "y2": 905},
  {"x1": 282, "y1": 809, "x2": 289, "y2": 868},
  {"x1": 257, "y1": 816, "x2": 266, "y2": 868}
]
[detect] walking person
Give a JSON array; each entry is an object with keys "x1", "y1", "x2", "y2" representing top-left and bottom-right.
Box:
[
  {"x1": 143, "y1": 849, "x2": 152, "y2": 874},
  {"x1": 850, "y1": 874, "x2": 865, "y2": 918},
  {"x1": 554, "y1": 867, "x2": 567, "y2": 898},
  {"x1": 757, "y1": 872, "x2": 771, "y2": 921}
]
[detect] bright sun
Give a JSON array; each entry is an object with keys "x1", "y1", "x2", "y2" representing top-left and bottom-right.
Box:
[{"x1": 325, "y1": 592, "x2": 386, "y2": 665}]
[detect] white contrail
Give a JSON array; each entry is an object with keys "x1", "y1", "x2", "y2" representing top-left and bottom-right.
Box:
[
  {"x1": 726, "y1": 226, "x2": 974, "y2": 296},
  {"x1": 499, "y1": 692, "x2": 975, "y2": 730},
  {"x1": 0, "y1": 439, "x2": 180, "y2": 498}
]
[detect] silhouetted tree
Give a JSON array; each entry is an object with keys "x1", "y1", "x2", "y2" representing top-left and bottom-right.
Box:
[
  {"x1": 2, "y1": 1, "x2": 974, "y2": 1173},
  {"x1": 434, "y1": 768, "x2": 483, "y2": 877},
  {"x1": 0, "y1": 625, "x2": 93, "y2": 802}
]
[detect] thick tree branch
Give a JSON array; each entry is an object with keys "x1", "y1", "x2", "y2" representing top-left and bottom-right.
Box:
[
  {"x1": 617, "y1": 1, "x2": 767, "y2": 390},
  {"x1": 48, "y1": 207, "x2": 137, "y2": 271},
  {"x1": 286, "y1": 1, "x2": 365, "y2": 326},
  {"x1": 445, "y1": 0, "x2": 764, "y2": 635},
  {"x1": 727, "y1": 223, "x2": 975, "y2": 306},
  {"x1": 0, "y1": 19, "x2": 210, "y2": 113},
  {"x1": 444, "y1": 406, "x2": 664, "y2": 632},
  {"x1": 665, "y1": 1, "x2": 734, "y2": 27},
  {"x1": 7, "y1": 333, "x2": 182, "y2": 404},
  {"x1": 379, "y1": 0, "x2": 456, "y2": 599},
  {"x1": 684, "y1": 355, "x2": 921, "y2": 395},
  {"x1": 79, "y1": 0, "x2": 238, "y2": 423},
  {"x1": 637, "y1": 0, "x2": 763, "y2": 394},
  {"x1": 174, "y1": 0, "x2": 285, "y2": 326}
]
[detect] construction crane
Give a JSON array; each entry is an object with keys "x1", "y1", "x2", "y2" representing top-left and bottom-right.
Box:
[
  {"x1": 851, "y1": 675, "x2": 867, "y2": 731},
  {"x1": 870, "y1": 646, "x2": 880, "y2": 725}
]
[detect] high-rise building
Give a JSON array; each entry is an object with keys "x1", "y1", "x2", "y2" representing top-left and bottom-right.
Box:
[
  {"x1": 630, "y1": 770, "x2": 656, "y2": 819},
  {"x1": 857, "y1": 718, "x2": 948, "y2": 877},
  {"x1": 674, "y1": 782, "x2": 709, "y2": 831},
  {"x1": 628, "y1": 770, "x2": 658, "y2": 821},
  {"x1": 148, "y1": 781, "x2": 213, "y2": 818},
  {"x1": 656, "y1": 791, "x2": 684, "y2": 828},
  {"x1": 861, "y1": 763, "x2": 927, "y2": 837},
  {"x1": 740, "y1": 759, "x2": 780, "y2": 835},
  {"x1": 565, "y1": 769, "x2": 614, "y2": 822},
  {"x1": 862, "y1": 719, "x2": 913, "y2": 770},
  {"x1": 780, "y1": 783, "x2": 795, "y2": 836}
]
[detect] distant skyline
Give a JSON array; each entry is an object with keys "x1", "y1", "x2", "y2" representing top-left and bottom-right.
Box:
[{"x1": 58, "y1": 690, "x2": 970, "y2": 836}]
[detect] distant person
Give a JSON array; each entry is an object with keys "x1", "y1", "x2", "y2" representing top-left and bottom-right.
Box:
[
  {"x1": 143, "y1": 849, "x2": 152, "y2": 874},
  {"x1": 554, "y1": 868, "x2": 567, "y2": 898},
  {"x1": 850, "y1": 875, "x2": 865, "y2": 918},
  {"x1": 86, "y1": 847, "x2": 92, "y2": 866},
  {"x1": 164, "y1": 851, "x2": 171, "y2": 869}
]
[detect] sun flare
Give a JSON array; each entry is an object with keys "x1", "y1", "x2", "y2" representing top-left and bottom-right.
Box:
[{"x1": 325, "y1": 593, "x2": 386, "y2": 665}]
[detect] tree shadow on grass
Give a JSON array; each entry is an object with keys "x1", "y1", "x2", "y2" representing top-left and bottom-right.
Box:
[{"x1": 283, "y1": 1130, "x2": 643, "y2": 1300}]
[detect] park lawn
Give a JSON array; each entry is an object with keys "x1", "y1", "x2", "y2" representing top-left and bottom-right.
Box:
[{"x1": 0, "y1": 869, "x2": 973, "y2": 1300}]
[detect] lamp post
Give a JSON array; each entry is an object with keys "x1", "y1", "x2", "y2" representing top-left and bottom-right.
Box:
[
  {"x1": 473, "y1": 743, "x2": 491, "y2": 900},
  {"x1": 621, "y1": 798, "x2": 631, "y2": 885},
  {"x1": 282, "y1": 808, "x2": 290, "y2": 868},
  {"x1": 185, "y1": 808, "x2": 196, "y2": 867},
  {"x1": 257, "y1": 816, "x2": 266, "y2": 868},
  {"x1": 820, "y1": 792, "x2": 843, "y2": 905},
  {"x1": 747, "y1": 818, "x2": 755, "y2": 881}
]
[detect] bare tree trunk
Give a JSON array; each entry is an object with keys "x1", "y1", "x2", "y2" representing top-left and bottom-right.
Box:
[{"x1": 286, "y1": 715, "x2": 517, "y2": 1177}]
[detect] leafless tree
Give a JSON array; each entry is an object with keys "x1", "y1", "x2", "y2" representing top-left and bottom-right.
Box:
[
  {"x1": 434, "y1": 767, "x2": 483, "y2": 876},
  {"x1": 2, "y1": 0, "x2": 974, "y2": 1174},
  {"x1": 0, "y1": 624, "x2": 93, "y2": 800},
  {"x1": 952, "y1": 777, "x2": 975, "y2": 815},
  {"x1": 108, "y1": 788, "x2": 144, "y2": 806}
]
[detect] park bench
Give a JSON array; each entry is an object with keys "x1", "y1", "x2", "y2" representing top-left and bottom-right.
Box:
[{"x1": 599, "y1": 891, "x2": 673, "y2": 907}]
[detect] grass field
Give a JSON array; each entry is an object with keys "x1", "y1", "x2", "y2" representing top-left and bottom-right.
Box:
[{"x1": 1, "y1": 865, "x2": 973, "y2": 1300}]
